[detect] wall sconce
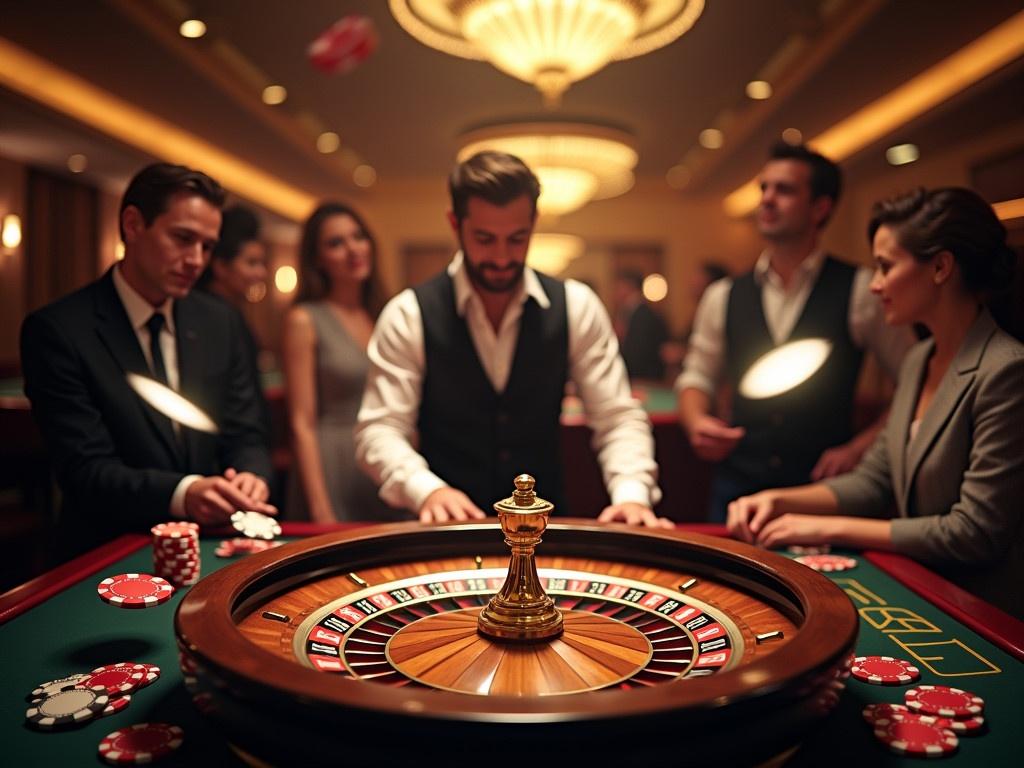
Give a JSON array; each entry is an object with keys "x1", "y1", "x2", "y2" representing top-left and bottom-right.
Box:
[{"x1": 2, "y1": 213, "x2": 23, "y2": 250}]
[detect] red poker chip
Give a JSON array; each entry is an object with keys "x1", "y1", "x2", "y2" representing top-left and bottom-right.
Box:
[
  {"x1": 308, "y1": 15, "x2": 377, "y2": 75},
  {"x1": 851, "y1": 655, "x2": 920, "y2": 685},
  {"x1": 97, "y1": 574, "x2": 175, "y2": 608},
  {"x1": 125, "y1": 662, "x2": 160, "y2": 689},
  {"x1": 862, "y1": 702, "x2": 910, "y2": 724},
  {"x1": 793, "y1": 554, "x2": 858, "y2": 572},
  {"x1": 151, "y1": 521, "x2": 198, "y2": 537},
  {"x1": 892, "y1": 711, "x2": 985, "y2": 736},
  {"x1": 874, "y1": 715, "x2": 958, "y2": 757},
  {"x1": 76, "y1": 664, "x2": 147, "y2": 696},
  {"x1": 99, "y1": 694, "x2": 131, "y2": 718},
  {"x1": 905, "y1": 685, "x2": 984, "y2": 718},
  {"x1": 98, "y1": 722, "x2": 184, "y2": 764}
]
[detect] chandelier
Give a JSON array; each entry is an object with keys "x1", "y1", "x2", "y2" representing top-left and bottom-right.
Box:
[
  {"x1": 527, "y1": 233, "x2": 585, "y2": 275},
  {"x1": 457, "y1": 122, "x2": 638, "y2": 218},
  {"x1": 390, "y1": 0, "x2": 705, "y2": 106}
]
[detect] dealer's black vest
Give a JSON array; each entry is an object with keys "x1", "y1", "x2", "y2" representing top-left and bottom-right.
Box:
[
  {"x1": 414, "y1": 271, "x2": 569, "y2": 513},
  {"x1": 724, "y1": 257, "x2": 863, "y2": 489}
]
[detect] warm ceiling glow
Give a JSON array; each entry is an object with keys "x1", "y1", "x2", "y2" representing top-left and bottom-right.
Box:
[
  {"x1": 885, "y1": 143, "x2": 920, "y2": 166},
  {"x1": 739, "y1": 339, "x2": 832, "y2": 399},
  {"x1": 781, "y1": 128, "x2": 803, "y2": 145},
  {"x1": 261, "y1": 85, "x2": 288, "y2": 105},
  {"x1": 0, "y1": 38, "x2": 316, "y2": 221},
  {"x1": 526, "y1": 233, "x2": 584, "y2": 275},
  {"x1": 745, "y1": 80, "x2": 773, "y2": 100},
  {"x1": 316, "y1": 131, "x2": 340, "y2": 154},
  {"x1": 666, "y1": 165, "x2": 692, "y2": 190},
  {"x1": 353, "y1": 165, "x2": 377, "y2": 187},
  {"x1": 67, "y1": 153, "x2": 88, "y2": 173},
  {"x1": 126, "y1": 372, "x2": 219, "y2": 433},
  {"x1": 642, "y1": 274, "x2": 669, "y2": 302},
  {"x1": 2, "y1": 214, "x2": 22, "y2": 249},
  {"x1": 275, "y1": 265, "x2": 298, "y2": 294},
  {"x1": 993, "y1": 197, "x2": 1024, "y2": 222},
  {"x1": 390, "y1": 0, "x2": 704, "y2": 106},
  {"x1": 699, "y1": 128, "x2": 724, "y2": 149},
  {"x1": 179, "y1": 19, "x2": 207, "y2": 39},
  {"x1": 725, "y1": 10, "x2": 1024, "y2": 217},
  {"x1": 458, "y1": 123, "x2": 638, "y2": 218}
]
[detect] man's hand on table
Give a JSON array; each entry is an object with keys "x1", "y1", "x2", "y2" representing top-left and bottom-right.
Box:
[
  {"x1": 185, "y1": 472, "x2": 277, "y2": 526},
  {"x1": 687, "y1": 415, "x2": 745, "y2": 462},
  {"x1": 419, "y1": 487, "x2": 487, "y2": 523},
  {"x1": 598, "y1": 502, "x2": 673, "y2": 529}
]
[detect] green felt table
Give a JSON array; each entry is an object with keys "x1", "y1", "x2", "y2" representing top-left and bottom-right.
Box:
[{"x1": 1, "y1": 524, "x2": 1020, "y2": 766}]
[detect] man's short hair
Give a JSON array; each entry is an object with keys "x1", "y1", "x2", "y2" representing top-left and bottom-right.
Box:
[
  {"x1": 768, "y1": 142, "x2": 842, "y2": 208},
  {"x1": 448, "y1": 151, "x2": 541, "y2": 224},
  {"x1": 119, "y1": 163, "x2": 226, "y2": 241}
]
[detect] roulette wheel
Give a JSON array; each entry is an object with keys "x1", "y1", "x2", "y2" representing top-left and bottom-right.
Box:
[{"x1": 176, "y1": 479, "x2": 857, "y2": 766}]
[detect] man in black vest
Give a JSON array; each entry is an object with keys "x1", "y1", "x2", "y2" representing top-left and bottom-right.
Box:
[
  {"x1": 356, "y1": 151, "x2": 664, "y2": 526},
  {"x1": 21, "y1": 163, "x2": 275, "y2": 561},
  {"x1": 676, "y1": 144, "x2": 914, "y2": 522}
]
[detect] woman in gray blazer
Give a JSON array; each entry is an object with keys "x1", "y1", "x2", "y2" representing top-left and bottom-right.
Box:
[{"x1": 727, "y1": 188, "x2": 1023, "y2": 618}]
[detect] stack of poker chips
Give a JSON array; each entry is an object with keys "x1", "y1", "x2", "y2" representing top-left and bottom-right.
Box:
[{"x1": 151, "y1": 521, "x2": 201, "y2": 587}]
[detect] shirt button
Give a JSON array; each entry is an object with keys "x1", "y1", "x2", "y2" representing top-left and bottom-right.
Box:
[{"x1": 769, "y1": 455, "x2": 782, "y2": 469}]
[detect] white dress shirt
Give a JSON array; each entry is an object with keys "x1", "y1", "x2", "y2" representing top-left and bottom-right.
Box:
[
  {"x1": 675, "y1": 251, "x2": 916, "y2": 397},
  {"x1": 112, "y1": 266, "x2": 197, "y2": 517},
  {"x1": 355, "y1": 253, "x2": 661, "y2": 513}
]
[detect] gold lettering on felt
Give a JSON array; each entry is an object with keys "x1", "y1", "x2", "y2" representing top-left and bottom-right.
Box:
[
  {"x1": 835, "y1": 579, "x2": 886, "y2": 606},
  {"x1": 859, "y1": 606, "x2": 942, "y2": 634},
  {"x1": 888, "y1": 637, "x2": 1001, "y2": 677}
]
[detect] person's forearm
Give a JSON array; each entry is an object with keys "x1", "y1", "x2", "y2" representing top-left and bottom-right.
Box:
[
  {"x1": 830, "y1": 517, "x2": 893, "y2": 550},
  {"x1": 771, "y1": 484, "x2": 841, "y2": 516},
  {"x1": 290, "y1": 422, "x2": 333, "y2": 519},
  {"x1": 678, "y1": 387, "x2": 711, "y2": 433}
]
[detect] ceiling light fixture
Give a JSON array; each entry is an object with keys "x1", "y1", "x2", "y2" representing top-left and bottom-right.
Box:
[
  {"x1": 699, "y1": 128, "x2": 724, "y2": 149},
  {"x1": 885, "y1": 143, "x2": 920, "y2": 166},
  {"x1": 390, "y1": 0, "x2": 704, "y2": 107},
  {"x1": 352, "y1": 165, "x2": 378, "y2": 188},
  {"x1": 458, "y1": 123, "x2": 638, "y2": 218},
  {"x1": 262, "y1": 85, "x2": 287, "y2": 105},
  {"x1": 316, "y1": 132, "x2": 341, "y2": 154},
  {"x1": 527, "y1": 234, "x2": 584, "y2": 275},
  {"x1": 67, "y1": 153, "x2": 88, "y2": 173},
  {"x1": 745, "y1": 80, "x2": 773, "y2": 100},
  {"x1": 179, "y1": 19, "x2": 207, "y2": 39},
  {"x1": 781, "y1": 127, "x2": 803, "y2": 145}
]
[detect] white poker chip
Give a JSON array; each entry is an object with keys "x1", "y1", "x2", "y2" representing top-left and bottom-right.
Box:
[{"x1": 230, "y1": 510, "x2": 281, "y2": 540}]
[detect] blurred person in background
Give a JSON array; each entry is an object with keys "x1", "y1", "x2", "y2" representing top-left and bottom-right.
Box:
[{"x1": 612, "y1": 269, "x2": 670, "y2": 382}]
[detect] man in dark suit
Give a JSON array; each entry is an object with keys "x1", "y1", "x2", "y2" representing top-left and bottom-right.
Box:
[
  {"x1": 613, "y1": 269, "x2": 670, "y2": 381},
  {"x1": 20, "y1": 163, "x2": 275, "y2": 560}
]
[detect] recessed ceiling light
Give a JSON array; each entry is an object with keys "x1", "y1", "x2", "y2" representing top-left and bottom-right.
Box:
[
  {"x1": 353, "y1": 165, "x2": 377, "y2": 187},
  {"x1": 666, "y1": 165, "x2": 691, "y2": 190},
  {"x1": 179, "y1": 19, "x2": 207, "y2": 39},
  {"x1": 781, "y1": 128, "x2": 803, "y2": 145},
  {"x1": 67, "y1": 153, "x2": 88, "y2": 173},
  {"x1": 745, "y1": 80, "x2": 773, "y2": 100},
  {"x1": 699, "y1": 129, "x2": 724, "y2": 149},
  {"x1": 316, "y1": 132, "x2": 340, "y2": 154},
  {"x1": 885, "y1": 143, "x2": 920, "y2": 166},
  {"x1": 262, "y1": 85, "x2": 287, "y2": 105},
  {"x1": 275, "y1": 265, "x2": 297, "y2": 293},
  {"x1": 642, "y1": 274, "x2": 668, "y2": 303}
]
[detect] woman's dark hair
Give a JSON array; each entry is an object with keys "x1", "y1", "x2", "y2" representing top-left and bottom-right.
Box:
[
  {"x1": 295, "y1": 202, "x2": 386, "y2": 316},
  {"x1": 196, "y1": 205, "x2": 261, "y2": 290},
  {"x1": 867, "y1": 187, "x2": 1015, "y2": 296}
]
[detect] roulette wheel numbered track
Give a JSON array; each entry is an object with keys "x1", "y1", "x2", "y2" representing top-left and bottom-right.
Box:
[{"x1": 175, "y1": 520, "x2": 857, "y2": 765}]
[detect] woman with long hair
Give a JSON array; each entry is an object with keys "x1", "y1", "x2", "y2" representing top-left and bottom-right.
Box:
[
  {"x1": 727, "y1": 187, "x2": 1023, "y2": 618},
  {"x1": 282, "y1": 203, "x2": 390, "y2": 521}
]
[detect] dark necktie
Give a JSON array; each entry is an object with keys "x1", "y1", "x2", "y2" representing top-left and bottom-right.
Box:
[{"x1": 146, "y1": 312, "x2": 169, "y2": 386}]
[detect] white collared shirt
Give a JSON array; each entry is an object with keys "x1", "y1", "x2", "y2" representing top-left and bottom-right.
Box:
[
  {"x1": 112, "y1": 265, "x2": 197, "y2": 517},
  {"x1": 676, "y1": 251, "x2": 916, "y2": 396},
  {"x1": 355, "y1": 253, "x2": 661, "y2": 513}
]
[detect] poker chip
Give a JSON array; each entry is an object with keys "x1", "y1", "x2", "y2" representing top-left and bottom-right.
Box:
[
  {"x1": 215, "y1": 538, "x2": 283, "y2": 557},
  {"x1": 77, "y1": 664, "x2": 148, "y2": 696},
  {"x1": 893, "y1": 711, "x2": 986, "y2": 736},
  {"x1": 29, "y1": 673, "x2": 90, "y2": 702},
  {"x1": 905, "y1": 685, "x2": 984, "y2": 718},
  {"x1": 793, "y1": 554, "x2": 858, "y2": 572},
  {"x1": 133, "y1": 663, "x2": 161, "y2": 689},
  {"x1": 851, "y1": 655, "x2": 921, "y2": 685},
  {"x1": 862, "y1": 702, "x2": 911, "y2": 724},
  {"x1": 25, "y1": 686, "x2": 110, "y2": 729},
  {"x1": 98, "y1": 722, "x2": 184, "y2": 764},
  {"x1": 152, "y1": 521, "x2": 202, "y2": 587},
  {"x1": 150, "y1": 521, "x2": 198, "y2": 538},
  {"x1": 787, "y1": 544, "x2": 831, "y2": 555},
  {"x1": 97, "y1": 574, "x2": 175, "y2": 608},
  {"x1": 230, "y1": 510, "x2": 281, "y2": 540},
  {"x1": 874, "y1": 714, "x2": 958, "y2": 757},
  {"x1": 99, "y1": 694, "x2": 132, "y2": 718}
]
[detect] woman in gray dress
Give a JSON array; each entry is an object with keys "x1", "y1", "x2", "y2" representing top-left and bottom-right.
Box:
[{"x1": 282, "y1": 203, "x2": 391, "y2": 522}]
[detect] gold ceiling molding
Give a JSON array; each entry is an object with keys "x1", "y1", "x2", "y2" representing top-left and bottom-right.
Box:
[
  {"x1": 458, "y1": 122, "x2": 638, "y2": 218},
  {"x1": 390, "y1": 0, "x2": 704, "y2": 106},
  {"x1": 724, "y1": 10, "x2": 1024, "y2": 218},
  {"x1": 0, "y1": 36, "x2": 316, "y2": 221},
  {"x1": 993, "y1": 197, "x2": 1024, "y2": 222}
]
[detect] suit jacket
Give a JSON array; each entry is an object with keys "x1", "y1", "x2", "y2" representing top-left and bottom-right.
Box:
[
  {"x1": 20, "y1": 268, "x2": 272, "y2": 558},
  {"x1": 825, "y1": 310, "x2": 1024, "y2": 618},
  {"x1": 620, "y1": 301, "x2": 668, "y2": 381}
]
